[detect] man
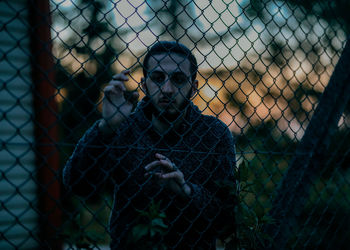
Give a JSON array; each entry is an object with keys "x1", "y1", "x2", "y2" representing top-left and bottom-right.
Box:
[{"x1": 63, "y1": 41, "x2": 236, "y2": 249}]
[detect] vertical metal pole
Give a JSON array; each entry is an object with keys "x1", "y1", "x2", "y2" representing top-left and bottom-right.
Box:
[{"x1": 30, "y1": 0, "x2": 62, "y2": 249}]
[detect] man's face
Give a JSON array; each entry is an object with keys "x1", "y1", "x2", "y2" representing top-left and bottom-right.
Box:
[{"x1": 142, "y1": 53, "x2": 197, "y2": 120}]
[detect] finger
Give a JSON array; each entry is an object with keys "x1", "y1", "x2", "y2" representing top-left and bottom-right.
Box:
[
  {"x1": 160, "y1": 172, "x2": 181, "y2": 180},
  {"x1": 124, "y1": 90, "x2": 139, "y2": 103},
  {"x1": 131, "y1": 91, "x2": 139, "y2": 102},
  {"x1": 104, "y1": 85, "x2": 123, "y2": 100},
  {"x1": 144, "y1": 162, "x2": 163, "y2": 177},
  {"x1": 158, "y1": 160, "x2": 174, "y2": 171},
  {"x1": 112, "y1": 70, "x2": 130, "y2": 80},
  {"x1": 155, "y1": 153, "x2": 178, "y2": 172},
  {"x1": 144, "y1": 160, "x2": 162, "y2": 171},
  {"x1": 121, "y1": 69, "x2": 130, "y2": 75},
  {"x1": 152, "y1": 172, "x2": 163, "y2": 178},
  {"x1": 155, "y1": 153, "x2": 168, "y2": 161},
  {"x1": 109, "y1": 80, "x2": 127, "y2": 92},
  {"x1": 111, "y1": 75, "x2": 128, "y2": 82},
  {"x1": 110, "y1": 78, "x2": 128, "y2": 84}
]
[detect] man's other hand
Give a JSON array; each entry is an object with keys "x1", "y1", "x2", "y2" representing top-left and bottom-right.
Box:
[{"x1": 144, "y1": 153, "x2": 191, "y2": 198}]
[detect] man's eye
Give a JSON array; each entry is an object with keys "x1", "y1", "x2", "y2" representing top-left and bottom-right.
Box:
[
  {"x1": 172, "y1": 74, "x2": 187, "y2": 85},
  {"x1": 150, "y1": 72, "x2": 165, "y2": 83}
]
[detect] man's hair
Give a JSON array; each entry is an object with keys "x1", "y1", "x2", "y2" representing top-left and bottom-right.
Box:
[{"x1": 142, "y1": 41, "x2": 198, "y2": 82}]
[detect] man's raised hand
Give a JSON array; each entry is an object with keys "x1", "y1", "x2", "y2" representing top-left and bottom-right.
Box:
[{"x1": 99, "y1": 70, "x2": 139, "y2": 134}]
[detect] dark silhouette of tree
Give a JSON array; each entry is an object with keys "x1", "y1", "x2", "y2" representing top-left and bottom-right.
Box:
[
  {"x1": 54, "y1": 0, "x2": 124, "y2": 142},
  {"x1": 286, "y1": 0, "x2": 350, "y2": 35}
]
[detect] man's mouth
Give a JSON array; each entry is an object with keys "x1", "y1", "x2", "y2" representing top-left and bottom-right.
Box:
[{"x1": 159, "y1": 98, "x2": 172, "y2": 105}]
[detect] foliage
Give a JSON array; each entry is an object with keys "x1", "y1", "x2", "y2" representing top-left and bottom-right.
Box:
[
  {"x1": 127, "y1": 200, "x2": 168, "y2": 250},
  {"x1": 285, "y1": 0, "x2": 350, "y2": 35},
  {"x1": 217, "y1": 161, "x2": 275, "y2": 250},
  {"x1": 60, "y1": 213, "x2": 106, "y2": 249},
  {"x1": 235, "y1": 161, "x2": 275, "y2": 249}
]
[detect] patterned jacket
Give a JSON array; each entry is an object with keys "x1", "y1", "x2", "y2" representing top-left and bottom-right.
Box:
[{"x1": 63, "y1": 98, "x2": 237, "y2": 249}]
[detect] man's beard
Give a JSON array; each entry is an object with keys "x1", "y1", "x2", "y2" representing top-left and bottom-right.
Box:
[{"x1": 145, "y1": 89, "x2": 192, "y2": 123}]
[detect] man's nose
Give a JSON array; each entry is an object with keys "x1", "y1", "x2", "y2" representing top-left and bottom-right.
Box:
[{"x1": 161, "y1": 78, "x2": 175, "y2": 94}]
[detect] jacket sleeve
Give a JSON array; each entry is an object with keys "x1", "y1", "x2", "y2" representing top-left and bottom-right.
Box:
[
  {"x1": 184, "y1": 124, "x2": 237, "y2": 238},
  {"x1": 62, "y1": 121, "x2": 116, "y2": 197}
]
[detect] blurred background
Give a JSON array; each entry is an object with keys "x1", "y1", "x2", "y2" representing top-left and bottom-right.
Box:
[{"x1": 1, "y1": 0, "x2": 349, "y2": 249}]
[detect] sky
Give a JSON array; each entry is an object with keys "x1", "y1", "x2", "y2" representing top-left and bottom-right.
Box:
[
  {"x1": 51, "y1": 0, "x2": 345, "y2": 71},
  {"x1": 50, "y1": 0, "x2": 290, "y2": 67}
]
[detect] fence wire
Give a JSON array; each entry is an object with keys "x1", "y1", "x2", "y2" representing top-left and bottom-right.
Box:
[{"x1": 1, "y1": 0, "x2": 350, "y2": 249}]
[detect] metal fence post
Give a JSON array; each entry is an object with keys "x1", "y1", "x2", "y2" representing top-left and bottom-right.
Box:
[{"x1": 30, "y1": 0, "x2": 62, "y2": 248}]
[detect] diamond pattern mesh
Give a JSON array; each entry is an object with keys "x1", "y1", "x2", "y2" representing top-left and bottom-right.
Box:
[{"x1": 1, "y1": 0, "x2": 350, "y2": 249}]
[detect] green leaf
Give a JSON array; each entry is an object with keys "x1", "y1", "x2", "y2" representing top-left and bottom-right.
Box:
[
  {"x1": 132, "y1": 224, "x2": 149, "y2": 242},
  {"x1": 85, "y1": 231, "x2": 103, "y2": 244},
  {"x1": 71, "y1": 214, "x2": 81, "y2": 230},
  {"x1": 150, "y1": 226, "x2": 168, "y2": 238},
  {"x1": 239, "y1": 161, "x2": 249, "y2": 182},
  {"x1": 151, "y1": 218, "x2": 168, "y2": 229},
  {"x1": 149, "y1": 200, "x2": 162, "y2": 218},
  {"x1": 260, "y1": 214, "x2": 275, "y2": 224},
  {"x1": 135, "y1": 208, "x2": 150, "y2": 218},
  {"x1": 239, "y1": 203, "x2": 258, "y2": 226},
  {"x1": 158, "y1": 212, "x2": 166, "y2": 219},
  {"x1": 150, "y1": 228, "x2": 156, "y2": 237}
]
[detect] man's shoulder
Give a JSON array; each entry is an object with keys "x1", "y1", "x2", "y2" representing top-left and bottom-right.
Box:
[
  {"x1": 196, "y1": 113, "x2": 231, "y2": 135},
  {"x1": 191, "y1": 113, "x2": 235, "y2": 154},
  {"x1": 189, "y1": 104, "x2": 227, "y2": 130}
]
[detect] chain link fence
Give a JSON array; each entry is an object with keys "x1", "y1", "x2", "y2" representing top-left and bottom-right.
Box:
[{"x1": 1, "y1": 0, "x2": 350, "y2": 249}]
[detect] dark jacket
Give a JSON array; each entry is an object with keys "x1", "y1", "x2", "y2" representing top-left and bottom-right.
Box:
[{"x1": 63, "y1": 98, "x2": 237, "y2": 249}]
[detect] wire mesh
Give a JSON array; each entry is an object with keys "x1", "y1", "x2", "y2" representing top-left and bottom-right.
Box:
[{"x1": 1, "y1": 0, "x2": 350, "y2": 249}]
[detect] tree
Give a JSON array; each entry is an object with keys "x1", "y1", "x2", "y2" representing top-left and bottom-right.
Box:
[{"x1": 53, "y1": 0, "x2": 125, "y2": 142}]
